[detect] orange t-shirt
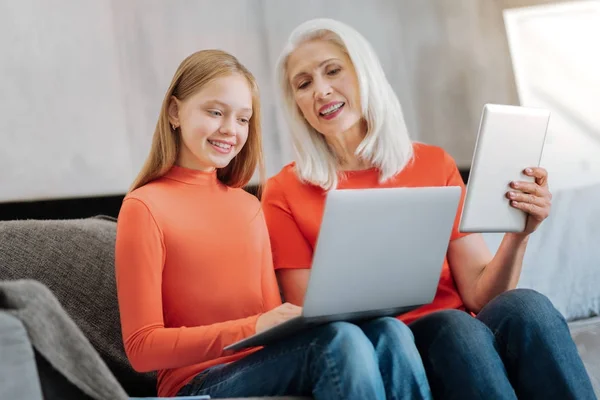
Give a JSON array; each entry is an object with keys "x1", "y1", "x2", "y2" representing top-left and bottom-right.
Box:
[
  {"x1": 261, "y1": 143, "x2": 470, "y2": 324},
  {"x1": 115, "y1": 166, "x2": 282, "y2": 397}
]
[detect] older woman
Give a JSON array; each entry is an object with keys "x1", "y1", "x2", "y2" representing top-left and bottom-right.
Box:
[{"x1": 262, "y1": 18, "x2": 596, "y2": 400}]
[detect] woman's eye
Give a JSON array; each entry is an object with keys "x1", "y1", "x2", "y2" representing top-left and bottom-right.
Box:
[
  {"x1": 327, "y1": 68, "x2": 341, "y2": 76},
  {"x1": 239, "y1": 118, "x2": 250, "y2": 124},
  {"x1": 298, "y1": 81, "x2": 310, "y2": 90},
  {"x1": 208, "y1": 110, "x2": 222, "y2": 117}
]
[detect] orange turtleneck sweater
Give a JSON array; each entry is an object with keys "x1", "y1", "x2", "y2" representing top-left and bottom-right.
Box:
[{"x1": 115, "y1": 166, "x2": 282, "y2": 397}]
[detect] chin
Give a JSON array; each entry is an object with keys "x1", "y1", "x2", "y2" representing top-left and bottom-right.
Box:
[
  {"x1": 213, "y1": 158, "x2": 235, "y2": 169},
  {"x1": 213, "y1": 162, "x2": 231, "y2": 170},
  {"x1": 320, "y1": 124, "x2": 354, "y2": 138}
]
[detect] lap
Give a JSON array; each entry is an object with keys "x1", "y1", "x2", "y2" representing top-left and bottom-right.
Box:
[
  {"x1": 178, "y1": 347, "x2": 310, "y2": 398},
  {"x1": 410, "y1": 289, "x2": 560, "y2": 334},
  {"x1": 177, "y1": 321, "x2": 370, "y2": 398}
]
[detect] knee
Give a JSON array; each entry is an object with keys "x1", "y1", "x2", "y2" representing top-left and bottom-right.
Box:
[
  {"x1": 364, "y1": 317, "x2": 428, "y2": 368},
  {"x1": 492, "y1": 289, "x2": 566, "y2": 329},
  {"x1": 365, "y1": 317, "x2": 415, "y2": 344},
  {"x1": 314, "y1": 322, "x2": 380, "y2": 375},
  {"x1": 414, "y1": 309, "x2": 482, "y2": 332},
  {"x1": 372, "y1": 317, "x2": 413, "y2": 336},
  {"x1": 316, "y1": 321, "x2": 374, "y2": 354},
  {"x1": 411, "y1": 310, "x2": 493, "y2": 350}
]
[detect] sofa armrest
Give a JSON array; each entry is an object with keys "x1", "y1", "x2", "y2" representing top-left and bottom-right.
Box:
[{"x1": 0, "y1": 311, "x2": 43, "y2": 400}]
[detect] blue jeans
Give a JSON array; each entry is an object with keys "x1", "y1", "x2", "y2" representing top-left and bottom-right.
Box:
[
  {"x1": 409, "y1": 289, "x2": 597, "y2": 400},
  {"x1": 178, "y1": 317, "x2": 432, "y2": 399}
]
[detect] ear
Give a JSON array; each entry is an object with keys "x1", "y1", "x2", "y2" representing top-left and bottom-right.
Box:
[{"x1": 167, "y1": 96, "x2": 181, "y2": 127}]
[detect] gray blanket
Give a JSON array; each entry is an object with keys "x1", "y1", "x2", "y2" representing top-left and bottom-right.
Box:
[
  {"x1": 0, "y1": 217, "x2": 157, "y2": 397},
  {"x1": 0, "y1": 279, "x2": 128, "y2": 400}
]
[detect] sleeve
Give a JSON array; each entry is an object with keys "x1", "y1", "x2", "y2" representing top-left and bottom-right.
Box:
[
  {"x1": 442, "y1": 151, "x2": 472, "y2": 241},
  {"x1": 261, "y1": 177, "x2": 313, "y2": 270},
  {"x1": 258, "y1": 208, "x2": 284, "y2": 310},
  {"x1": 115, "y1": 198, "x2": 260, "y2": 373}
]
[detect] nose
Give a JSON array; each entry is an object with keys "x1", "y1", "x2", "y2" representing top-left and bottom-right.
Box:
[
  {"x1": 313, "y1": 77, "x2": 332, "y2": 100},
  {"x1": 219, "y1": 116, "x2": 236, "y2": 136}
]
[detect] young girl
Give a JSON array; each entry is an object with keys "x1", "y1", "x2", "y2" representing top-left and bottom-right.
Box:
[{"x1": 115, "y1": 49, "x2": 428, "y2": 399}]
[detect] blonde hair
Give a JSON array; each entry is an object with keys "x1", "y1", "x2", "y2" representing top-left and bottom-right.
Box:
[
  {"x1": 276, "y1": 18, "x2": 413, "y2": 190},
  {"x1": 130, "y1": 49, "x2": 264, "y2": 192}
]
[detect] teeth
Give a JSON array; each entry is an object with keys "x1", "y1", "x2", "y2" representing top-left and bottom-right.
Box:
[
  {"x1": 322, "y1": 103, "x2": 343, "y2": 115},
  {"x1": 208, "y1": 140, "x2": 232, "y2": 150}
]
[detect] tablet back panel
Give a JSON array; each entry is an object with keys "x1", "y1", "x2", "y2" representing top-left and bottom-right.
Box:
[{"x1": 459, "y1": 104, "x2": 550, "y2": 233}]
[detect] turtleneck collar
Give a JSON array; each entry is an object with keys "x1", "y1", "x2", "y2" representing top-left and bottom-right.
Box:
[{"x1": 163, "y1": 165, "x2": 219, "y2": 186}]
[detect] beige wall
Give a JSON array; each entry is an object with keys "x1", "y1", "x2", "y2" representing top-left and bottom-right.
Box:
[
  {"x1": 0, "y1": 0, "x2": 576, "y2": 201},
  {"x1": 405, "y1": 1, "x2": 519, "y2": 167},
  {"x1": 412, "y1": 0, "x2": 576, "y2": 167}
]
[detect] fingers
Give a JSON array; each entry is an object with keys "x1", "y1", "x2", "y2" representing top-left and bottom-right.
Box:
[
  {"x1": 523, "y1": 167, "x2": 548, "y2": 186},
  {"x1": 275, "y1": 302, "x2": 302, "y2": 317},
  {"x1": 508, "y1": 168, "x2": 552, "y2": 223},
  {"x1": 274, "y1": 317, "x2": 293, "y2": 325},
  {"x1": 509, "y1": 200, "x2": 549, "y2": 221},
  {"x1": 280, "y1": 302, "x2": 302, "y2": 312},
  {"x1": 510, "y1": 181, "x2": 552, "y2": 205},
  {"x1": 271, "y1": 311, "x2": 302, "y2": 327},
  {"x1": 511, "y1": 166, "x2": 553, "y2": 219},
  {"x1": 281, "y1": 302, "x2": 301, "y2": 309},
  {"x1": 282, "y1": 308, "x2": 302, "y2": 317},
  {"x1": 258, "y1": 303, "x2": 303, "y2": 332},
  {"x1": 277, "y1": 310, "x2": 301, "y2": 319},
  {"x1": 510, "y1": 180, "x2": 545, "y2": 196},
  {"x1": 506, "y1": 190, "x2": 547, "y2": 207}
]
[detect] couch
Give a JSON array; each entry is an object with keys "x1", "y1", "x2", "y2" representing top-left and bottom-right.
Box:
[
  {"x1": 0, "y1": 215, "x2": 308, "y2": 400},
  {"x1": 0, "y1": 183, "x2": 599, "y2": 399}
]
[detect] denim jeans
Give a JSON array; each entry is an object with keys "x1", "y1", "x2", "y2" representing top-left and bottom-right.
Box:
[
  {"x1": 409, "y1": 288, "x2": 597, "y2": 400},
  {"x1": 178, "y1": 317, "x2": 432, "y2": 400}
]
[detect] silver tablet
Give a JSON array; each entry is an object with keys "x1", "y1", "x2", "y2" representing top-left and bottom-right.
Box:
[{"x1": 459, "y1": 104, "x2": 550, "y2": 233}]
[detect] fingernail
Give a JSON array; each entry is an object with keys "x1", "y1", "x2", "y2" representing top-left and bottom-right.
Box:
[
  {"x1": 509, "y1": 192, "x2": 516, "y2": 198},
  {"x1": 512, "y1": 182, "x2": 519, "y2": 188},
  {"x1": 525, "y1": 168, "x2": 533, "y2": 174}
]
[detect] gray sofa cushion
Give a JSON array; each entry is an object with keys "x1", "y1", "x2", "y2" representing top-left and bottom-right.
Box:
[
  {"x1": 1, "y1": 279, "x2": 128, "y2": 400},
  {"x1": 0, "y1": 312, "x2": 43, "y2": 400},
  {"x1": 483, "y1": 182, "x2": 600, "y2": 321},
  {"x1": 569, "y1": 317, "x2": 600, "y2": 397},
  {"x1": 0, "y1": 217, "x2": 156, "y2": 397}
]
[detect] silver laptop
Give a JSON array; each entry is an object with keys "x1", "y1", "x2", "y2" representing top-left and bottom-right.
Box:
[{"x1": 225, "y1": 186, "x2": 461, "y2": 351}]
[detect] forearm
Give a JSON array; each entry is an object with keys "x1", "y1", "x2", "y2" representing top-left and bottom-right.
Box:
[
  {"x1": 472, "y1": 233, "x2": 529, "y2": 311},
  {"x1": 124, "y1": 314, "x2": 260, "y2": 372}
]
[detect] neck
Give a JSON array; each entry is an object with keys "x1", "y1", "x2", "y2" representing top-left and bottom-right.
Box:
[
  {"x1": 176, "y1": 152, "x2": 216, "y2": 173},
  {"x1": 326, "y1": 120, "x2": 370, "y2": 171}
]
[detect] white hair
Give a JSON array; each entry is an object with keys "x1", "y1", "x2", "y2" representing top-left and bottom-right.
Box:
[{"x1": 276, "y1": 18, "x2": 413, "y2": 190}]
